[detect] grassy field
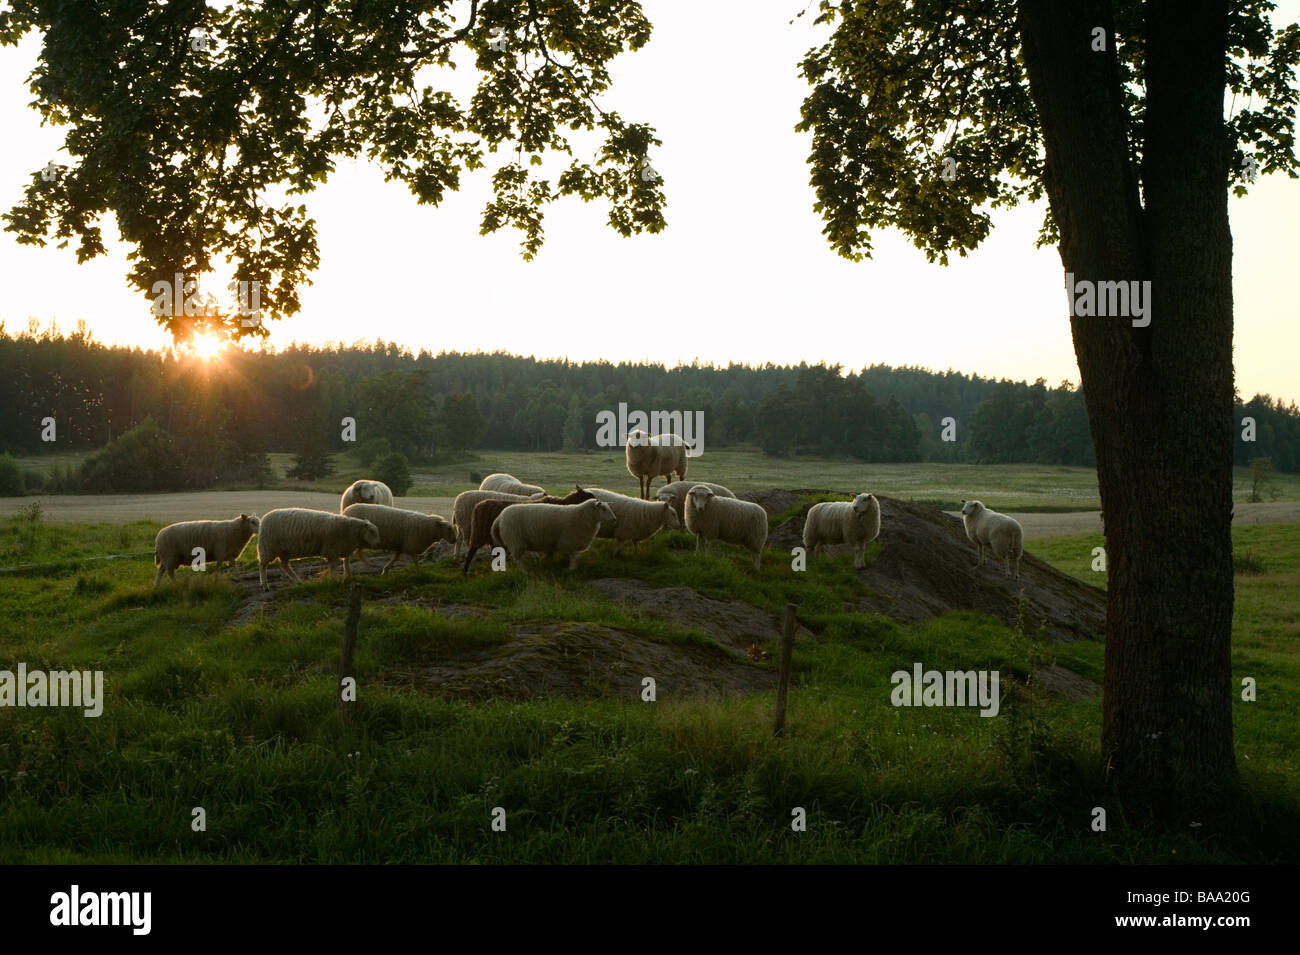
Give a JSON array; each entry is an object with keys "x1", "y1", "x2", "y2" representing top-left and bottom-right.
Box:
[
  {"x1": 0, "y1": 498, "x2": 1296, "y2": 863},
  {"x1": 17, "y1": 447, "x2": 1300, "y2": 511}
]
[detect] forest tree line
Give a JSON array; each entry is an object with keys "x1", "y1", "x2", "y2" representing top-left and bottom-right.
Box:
[{"x1": 2, "y1": 323, "x2": 1297, "y2": 493}]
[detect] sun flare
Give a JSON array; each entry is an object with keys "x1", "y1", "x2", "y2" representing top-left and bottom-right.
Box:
[{"x1": 190, "y1": 332, "x2": 225, "y2": 361}]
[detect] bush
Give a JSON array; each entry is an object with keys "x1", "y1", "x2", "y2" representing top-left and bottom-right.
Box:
[
  {"x1": 373, "y1": 452, "x2": 413, "y2": 496},
  {"x1": 22, "y1": 469, "x2": 45, "y2": 492},
  {"x1": 354, "y1": 437, "x2": 392, "y2": 468},
  {"x1": 287, "y1": 452, "x2": 335, "y2": 482},
  {"x1": 79, "y1": 418, "x2": 181, "y2": 492},
  {"x1": 0, "y1": 454, "x2": 24, "y2": 496}
]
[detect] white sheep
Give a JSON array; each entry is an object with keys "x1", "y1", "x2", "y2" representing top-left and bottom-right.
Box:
[
  {"x1": 584, "y1": 487, "x2": 682, "y2": 554},
  {"x1": 626, "y1": 429, "x2": 689, "y2": 499},
  {"x1": 479, "y1": 473, "x2": 546, "y2": 497},
  {"x1": 490, "y1": 498, "x2": 618, "y2": 570},
  {"x1": 342, "y1": 503, "x2": 456, "y2": 574},
  {"x1": 340, "y1": 479, "x2": 395, "y2": 512},
  {"x1": 257, "y1": 508, "x2": 382, "y2": 591},
  {"x1": 153, "y1": 514, "x2": 260, "y2": 587},
  {"x1": 684, "y1": 485, "x2": 767, "y2": 571},
  {"x1": 803, "y1": 493, "x2": 882, "y2": 569},
  {"x1": 451, "y1": 489, "x2": 543, "y2": 555},
  {"x1": 654, "y1": 480, "x2": 736, "y2": 524},
  {"x1": 960, "y1": 500, "x2": 1024, "y2": 579}
]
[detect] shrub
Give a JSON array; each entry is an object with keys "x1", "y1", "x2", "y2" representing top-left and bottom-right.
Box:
[
  {"x1": 373, "y1": 452, "x2": 412, "y2": 496},
  {"x1": 287, "y1": 452, "x2": 335, "y2": 482},
  {"x1": 354, "y1": 437, "x2": 392, "y2": 468},
  {"x1": 79, "y1": 418, "x2": 181, "y2": 492},
  {"x1": 0, "y1": 454, "x2": 24, "y2": 496},
  {"x1": 22, "y1": 469, "x2": 45, "y2": 492}
]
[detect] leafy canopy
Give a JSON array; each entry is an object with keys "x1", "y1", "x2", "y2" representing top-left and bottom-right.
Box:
[
  {"x1": 0, "y1": 0, "x2": 667, "y2": 340},
  {"x1": 796, "y1": 0, "x2": 1300, "y2": 263}
]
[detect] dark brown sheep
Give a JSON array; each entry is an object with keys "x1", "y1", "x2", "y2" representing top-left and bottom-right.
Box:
[{"x1": 461, "y1": 486, "x2": 593, "y2": 573}]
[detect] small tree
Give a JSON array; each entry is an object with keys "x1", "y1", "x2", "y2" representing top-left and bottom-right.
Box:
[
  {"x1": 79, "y1": 417, "x2": 181, "y2": 492},
  {"x1": 1249, "y1": 457, "x2": 1281, "y2": 503},
  {"x1": 373, "y1": 452, "x2": 413, "y2": 496},
  {"x1": 354, "y1": 437, "x2": 392, "y2": 469}
]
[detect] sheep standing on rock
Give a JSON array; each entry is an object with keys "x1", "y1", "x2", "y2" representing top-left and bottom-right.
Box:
[
  {"x1": 451, "y1": 490, "x2": 542, "y2": 556},
  {"x1": 960, "y1": 500, "x2": 1024, "y2": 579},
  {"x1": 257, "y1": 508, "x2": 381, "y2": 591},
  {"x1": 803, "y1": 493, "x2": 881, "y2": 569},
  {"x1": 340, "y1": 480, "x2": 394, "y2": 512},
  {"x1": 585, "y1": 488, "x2": 682, "y2": 554},
  {"x1": 154, "y1": 514, "x2": 260, "y2": 587},
  {"x1": 342, "y1": 503, "x2": 455, "y2": 574},
  {"x1": 490, "y1": 498, "x2": 617, "y2": 570},
  {"x1": 461, "y1": 487, "x2": 594, "y2": 574},
  {"x1": 684, "y1": 485, "x2": 767, "y2": 571},
  {"x1": 479, "y1": 473, "x2": 546, "y2": 497},
  {"x1": 654, "y1": 480, "x2": 735, "y2": 524},
  {"x1": 626, "y1": 429, "x2": 689, "y2": 499}
]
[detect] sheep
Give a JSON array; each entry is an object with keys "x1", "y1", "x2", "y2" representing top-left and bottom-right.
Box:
[
  {"x1": 584, "y1": 487, "x2": 682, "y2": 554},
  {"x1": 625, "y1": 429, "x2": 690, "y2": 499},
  {"x1": 654, "y1": 480, "x2": 736, "y2": 524},
  {"x1": 479, "y1": 473, "x2": 546, "y2": 497},
  {"x1": 257, "y1": 508, "x2": 382, "y2": 591},
  {"x1": 342, "y1": 503, "x2": 455, "y2": 574},
  {"x1": 489, "y1": 498, "x2": 617, "y2": 570},
  {"x1": 451, "y1": 489, "x2": 543, "y2": 555},
  {"x1": 153, "y1": 514, "x2": 260, "y2": 587},
  {"x1": 461, "y1": 486, "x2": 594, "y2": 574},
  {"x1": 684, "y1": 485, "x2": 767, "y2": 571},
  {"x1": 803, "y1": 493, "x2": 882, "y2": 569},
  {"x1": 960, "y1": 500, "x2": 1024, "y2": 579},
  {"x1": 340, "y1": 479, "x2": 395, "y2": 512}
]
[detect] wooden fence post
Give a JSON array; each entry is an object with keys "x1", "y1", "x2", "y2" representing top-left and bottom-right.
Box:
[
  {"x1": 774, "y1": 602, "x2": 797, "y2": 737},
  {"x1": 338, "y1": 583, "x2": 361, "y2": 708}
]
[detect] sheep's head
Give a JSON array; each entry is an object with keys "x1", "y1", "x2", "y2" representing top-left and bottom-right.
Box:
[
  {"x1": 961, "y1": 500, "x2": 983, "y2": 517},
  {"x1": 687, "y1": 485, "x2": 714, "y2": 511},
  {"x1": 359, "y1": 482, "x2": 375, "y2": 501},
  {"x1": 591, "y1": 499, "x2": 618, "y2": 527},
  {"x1": 433, "y1": 516, "x2": 456, "y2": 542},
  {"x1": 625, "y1": 429, "x2": 651, "y2": 448},
  {"x1": 852, "y1": 493, "x2": 876, "y2": 514},
  {"x1": 240, "y1": 513, "x2": 260, "y2": 530},
  {"x1": 662, "y1": 503, "x2": 682, "y2": 529},
  {"x1": 563, "y1": 487, "x2": 595, "y2": 504},
  {"x1": 361, "y1": 521, "x2": 382, "y2": 548}
]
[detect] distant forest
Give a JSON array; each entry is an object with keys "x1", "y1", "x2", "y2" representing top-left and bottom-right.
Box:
[{"x1": 2, "y1": 323, "x2": 1298, "y2": 493}]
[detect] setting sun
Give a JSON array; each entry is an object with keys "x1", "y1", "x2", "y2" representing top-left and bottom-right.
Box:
[{"x1": 190, "y1": 332, "x2": 225, "y2": 361}]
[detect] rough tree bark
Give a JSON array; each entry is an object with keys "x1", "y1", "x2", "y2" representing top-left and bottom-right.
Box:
[{"x1": 1017, "y1": 0, "x2": 1236, "y2": 803}]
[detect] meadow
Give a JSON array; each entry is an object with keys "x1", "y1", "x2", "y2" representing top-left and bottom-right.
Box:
[{"x1": 0, "y1": 469, "x2": 1296, "y2": 863}]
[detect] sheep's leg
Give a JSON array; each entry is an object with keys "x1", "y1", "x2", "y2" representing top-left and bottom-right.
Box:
[
  {"x1": 280, "y1": 557, "x2": 300, "y2": 581},
  {"x1": 259, "y1": 562, "x2": 269, "y2": 591},
  {"x1": 567, "y1": 551, "x2": 580, "y2": 570},
  {"x1": 752, "y1": 550, "x2": 761, "y2": 571},
  {"x1": 381, "y1": 552, "x2": 401, "y2": 575},
  {"x1": 855, "y1": 546, "x2": 865, "y2": 570},
  {"x1": 975, "y1": 543, "x2": 984, "y2": 568},
  {"x1": 154, "y1": 563, "x2": 163, "y2": 588}
]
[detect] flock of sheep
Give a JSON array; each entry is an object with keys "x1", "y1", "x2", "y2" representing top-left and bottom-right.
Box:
[{"x1": 151, "y1": 428, "x2": 1026, "y2": 591}]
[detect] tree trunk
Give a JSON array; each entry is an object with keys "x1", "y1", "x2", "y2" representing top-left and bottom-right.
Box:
[{"x1": 1017, "y1": 0, "x2": 1236, "y2": 805}]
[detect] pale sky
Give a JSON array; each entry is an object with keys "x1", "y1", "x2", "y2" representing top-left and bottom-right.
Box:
[{"x1": 2, "y1": 1, "x2": 1297, "y2": 404}]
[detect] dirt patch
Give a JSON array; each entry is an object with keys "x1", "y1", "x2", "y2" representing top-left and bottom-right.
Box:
[
  {"x1": 758, "y1": 492, "x2": 1106, "y2": 644},
  {"x1": 588, "y1": 577, "x2": 817, "y2": 654},
  {"x1": 1034, "y1": 663, "x2": 1101, "y2": 700},
  {"x1": 376, "y1": 621, "x2": 775, "y2": 702}
]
